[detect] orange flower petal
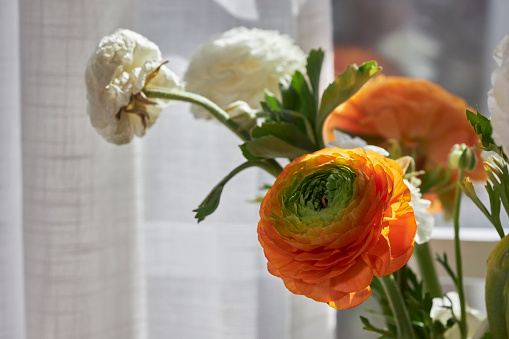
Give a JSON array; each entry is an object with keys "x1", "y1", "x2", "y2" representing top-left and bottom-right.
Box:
[{"x1": 324, "y1": 76, "x2": 487, "y2": 213}]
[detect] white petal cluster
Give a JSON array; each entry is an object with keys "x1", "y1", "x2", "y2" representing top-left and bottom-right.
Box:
[
  {"x1": 430, "y1": 292, "x2": 489, "y2": 339},
  {"x1": 184, "y1": 26, "x2": 306, "y2": 119},
  {"x1": 488, "y1": 34, "x2": 509, "y2": 156},
  {"x1": 86, "y1": 29, "x2": 182, "y2": 145},
  {"x1": 403, "y1": 178, "x2": 434, "y2": 244},
  {"x1": 327, "y1": 130, "x2": 390, "y2": 157}
]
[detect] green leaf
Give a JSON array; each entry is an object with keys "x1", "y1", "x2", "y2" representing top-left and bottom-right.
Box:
[
  {"x1": 277, "y1": 70, "x2": 316, "y2": 125},
  {"x1": 317, "y1": 61, "x2": 381, "y2": 127},
  {"x1": 263, "y1": 90, "x2": 281, "y2": 111},
  {"x1": 290, "y1": 70, "x2": 316, "y2": 123},
  {"x1": 306, "y1": 49, "x2": 325, "y2": 102},
  {"x1": 466, "y1": 108, "x2": 496, "y2": 148},
  {"x1": 360, "y1": 316, "x2": 396, "y2": 338},
  {"x1": 193, "y1": 183, "x2": 225, "y2": 223},
  {"x1": 241, "y1": 122, "x2": 317, "y2": 159},
  {"x1": 436, "y1": 253, "x2": 458, "y2": 285},
  {"x1": 240, "y1": 143, "x2": 260, "y2": 160},
  {"x1": 242, "y1": 135, "x2": 311, "y2": 159},
  {"x1": 466, "y1": 108, "x2": 507, "y2": 160},
  {"x1": 194, "y1": 161, "x2": 270, "y2": 222},
  {"x1": 279, "y1": 75, "x2": 299, "y2": 112},
  {"x1": 252, "y1": 122, "x2": 316, "y2": 150}
]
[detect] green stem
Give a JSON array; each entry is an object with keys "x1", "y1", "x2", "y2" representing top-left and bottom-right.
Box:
[
  {"x1": 414, "y1": 242, "x2": 443, "y2": 298},
  {"x1": 257, "y1": 159, "x2": 283, "y2": 178},
  {"x1": 379, "y1": 275, "x2": 416, "y2": 339},
  {"x1": 143, "y1": 88, "x2": 250, "y2": 141},
  {"x1": 453, "y1": 169, "x2": 467, "y2": 339},
  {"x1": 314, "y1": 119, "x2": 326, "y2": 150}
]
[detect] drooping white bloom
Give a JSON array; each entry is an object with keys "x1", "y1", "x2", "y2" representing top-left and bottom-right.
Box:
[
  {"x1": 86, "y1": 29, "x2": 182, "y2": 145},
  {"x1": 430, "y1": 292, "x2": 489, "y2": 339},
  {"x1": 184, "y1": 26, "x2": 306, "y2": 119},
  {"x1": 403, "y1": 178, "x2": 434, "y2": 244},
  {"x1": 327, "y1": 129, "x2": 390, "y2": 157},
  {"x1": 488, "y1": 34, "x2": 509, "y2": 156}
]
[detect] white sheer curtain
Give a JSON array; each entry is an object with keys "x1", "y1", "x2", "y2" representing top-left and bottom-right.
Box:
[{"x1": 0, "y1": 0, "x2": 335, "y2": 338}]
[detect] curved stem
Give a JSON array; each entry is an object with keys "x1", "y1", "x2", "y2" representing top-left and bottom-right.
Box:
[
  {"x1": 453, "y1": 169, "x2": 467, "y2": 339},
  {"x1": 262, "y1": 159, "x2": 284, "y2": 178},
  {"x1": 143, "y1": 88, "x2": 250, "y2": 141},
  {"x1": 379, "y1": 275, "x2": 416, "y2": 339},
  {"x1": 414, "y1": 242, "x2": 443, "y2": 298}
]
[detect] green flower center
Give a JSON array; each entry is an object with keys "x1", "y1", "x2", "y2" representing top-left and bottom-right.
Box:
[{"x1": 282, "y1": 164, "x2": 357, "y2": 227}]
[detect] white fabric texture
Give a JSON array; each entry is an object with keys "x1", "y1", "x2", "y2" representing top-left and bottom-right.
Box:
[{"x1": 1, "y1": 0, "x2": 335, "y2": 339}]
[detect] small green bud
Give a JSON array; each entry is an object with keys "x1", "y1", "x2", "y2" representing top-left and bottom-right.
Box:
[{"x1": 449, "y1": 144, "x2": 477, "y2": 171}]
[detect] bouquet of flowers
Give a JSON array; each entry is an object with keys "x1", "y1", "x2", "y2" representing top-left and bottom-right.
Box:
[{"x1": 85, "y1": 27, "x2": 509, "y2": 339}]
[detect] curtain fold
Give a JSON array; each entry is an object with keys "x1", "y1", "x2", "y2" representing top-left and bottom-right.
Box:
[
  {"x1": 19, "y1": 0, "x2": 144, "y2": 338},
  {"x1": 0, "y1": 0, "x2": 24, "y2": 338},
  {"x1": 2, "y1": 0, "x2": 335, "y2": 338}
]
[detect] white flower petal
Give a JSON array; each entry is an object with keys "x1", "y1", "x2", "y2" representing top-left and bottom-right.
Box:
[
  {"x1": 404, "y1": 179, "x2": 434, "y2": 244},
  {"x1": 489, "y1": 35, "x2": 509, "y2": 156},
  {"x1": 184, "y1": 27, "x2": 306, "y2": 119},
  {"x1": 327, "y1": 130, "x2": 390, "y2": 157},
  {"x1": 430, "y1": 292, "x2": 489, "y2": 339}
]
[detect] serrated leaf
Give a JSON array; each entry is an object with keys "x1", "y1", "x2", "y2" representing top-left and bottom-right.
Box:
[
  {"x1": 306, "y1": 49, "x2": 325, "y2": 102},
  {"x1": 466, "y1": 108, "x2": 507, "y2": 160},
  {"x1": 317, "y1": 61, "x2": 381, "y2": 127},
  {"x1": 466, "y1": 108, "x2": 495, "y2": 148}
]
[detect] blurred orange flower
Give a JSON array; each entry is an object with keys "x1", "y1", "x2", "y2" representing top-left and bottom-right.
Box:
[
  {"x1": 324, "y1": 76, "x2": 486, "y2": 212},
  {"x1": 258, "y1": 148, "x2": 416, "y2": 309}
]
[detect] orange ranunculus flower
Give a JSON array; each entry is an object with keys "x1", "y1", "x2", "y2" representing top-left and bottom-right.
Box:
[
  {"x1": 324, "y1": 76, "x2": 486, "y2": 214},
  {"x1": 258, "y1": 148, "x2": 417, "y2": 310},
  {"x1": 324, "y1": 76, "x2": 486, "y2": 179}
]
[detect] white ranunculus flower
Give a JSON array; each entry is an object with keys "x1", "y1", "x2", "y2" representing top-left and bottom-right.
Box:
[
  {"x1": 86, "y1": 29, "x2": 182, "y2": 145},
  {"x1": 184, "y1": 26, "x2": 306, "y2": 119},
  {"x1": 431, "y1": 292, "x2": 489, "y2": 339},
  {"x1": 327, "y1": 129, "x2": 390, "y2": 157},
  {"x1": 403, "y1": 178, "x2": 434, "y2": 244},
  {"x1": 488, "y1": 34, "x2": 509, "y2": 156}
]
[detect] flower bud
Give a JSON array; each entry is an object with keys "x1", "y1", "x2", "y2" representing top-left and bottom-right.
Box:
[
  {"x1": 449, "y1": 144, "x2": 477, "y2": 171},
  {"x1": 225, "y1": 101, "x2": 257, "y2": 132}
]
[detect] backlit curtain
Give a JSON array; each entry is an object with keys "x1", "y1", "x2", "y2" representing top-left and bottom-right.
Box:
[{"x1": 0, "y1": 0, "x2": 335, "y2": 339}]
